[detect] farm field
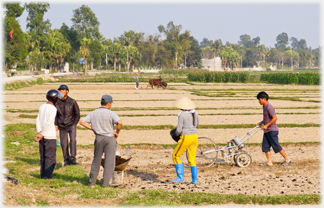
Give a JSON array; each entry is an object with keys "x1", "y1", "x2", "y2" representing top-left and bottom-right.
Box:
[{"x1": 3, "y1": 81, "x2": 321, "y2": 206}]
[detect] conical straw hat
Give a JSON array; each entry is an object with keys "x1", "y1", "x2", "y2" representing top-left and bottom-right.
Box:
[{"x1": 172, "y1": 96, "x2": 196, "y2": 110}]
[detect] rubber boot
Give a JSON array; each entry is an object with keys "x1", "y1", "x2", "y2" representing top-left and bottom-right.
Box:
[
  {"x1": 171, "y1": 163, "x2": 184, "y2": 183},
  {"x1": 190, "y1": 166, "x2": 197, "y2": 184}
]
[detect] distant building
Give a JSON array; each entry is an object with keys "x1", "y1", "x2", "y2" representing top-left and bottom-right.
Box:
[{"x1": 201, "y1": 57, "x2": 222, "y2": 71}]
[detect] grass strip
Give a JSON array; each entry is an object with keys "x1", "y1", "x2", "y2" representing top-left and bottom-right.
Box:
[
  {"x1": 116, "y1": 141, "x2": 320, "y2": 149},
  {"x1": 188, "y1": 88, "x2": 320, "y2": 92},
  {"x1": 6, "y1": 106, "x2": 320, "y2": 113},
  {"x1": 76, "y1": 123, "x2": 320, "y2": 131},
  {"x1": 118, "y1": 189, "x2": 320, "y2": 205},
  {"x1": 18, "y1": 112, "x2": 320, "y2": 119}
]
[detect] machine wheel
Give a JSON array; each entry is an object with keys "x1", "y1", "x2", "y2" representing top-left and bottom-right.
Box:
[
  {"x1": 235, "y1": 152, "x2": 252, "y2": 168},
  {"x1": 187, "y1": 137, "x2": 218, "y2": 167},
  {"x1": 234, "y1": 150, "x2": 247, "y2": 163}
]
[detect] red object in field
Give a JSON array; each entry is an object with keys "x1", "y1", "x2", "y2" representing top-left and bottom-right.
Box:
[
  {"x1": 267, "y1": 54, "x2": 270, "y2": 57},
  {"x1": 9, "y1": 29, "x2": 13, "y2": 38}
]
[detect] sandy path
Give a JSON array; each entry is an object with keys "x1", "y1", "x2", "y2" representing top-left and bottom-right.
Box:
[
  {"x1": 73, "y1": 127, "x2": 320, "y2": 145},
  {"x1": 4, "y1": 99, "x2": 319, "y2": 110},
  {"x1": 4, "y1": 113, "x2": 320, "y2": 126}
]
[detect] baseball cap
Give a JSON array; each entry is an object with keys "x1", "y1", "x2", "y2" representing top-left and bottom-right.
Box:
[{"x1": 101, "y1": 94, "x2": 113, "y2": 103}]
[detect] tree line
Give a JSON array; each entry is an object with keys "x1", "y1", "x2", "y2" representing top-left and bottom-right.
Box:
[{"x1": 4, "y1": 2, "x2": 321, "y2": 73}]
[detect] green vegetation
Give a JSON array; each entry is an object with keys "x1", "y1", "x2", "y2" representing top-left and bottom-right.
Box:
[
  {"x1": 56, "y1": 76, "x2": 187, "y2": 83},
  {"x1": 186, "y1": 71, "x2": 320, "y2": 85},
  {"x1": 4, "y1": 78, "x2": 44, "y2": 90},
  {"x1": 18, "y1": 111, "x2": 320, "y2": 120},
  {"x1": 119, "y1": 189, "x2": 319, "y2": 206},
  {"x1": 7, "y1": 106, "x2": 319, "y2": 113},
  {"x1": 187, "y1": 71, "x2": 256, "y2": 83},
  {"x1": 260, "y1": 72, "x2": 320, "y2": 85},
  {"x1": 75, "y1": 123, "x2": 320, "y2": 131}
]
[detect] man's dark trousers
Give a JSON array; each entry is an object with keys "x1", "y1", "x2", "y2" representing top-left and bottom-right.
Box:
[
  {"x1": 39, "y1": 138, "x2": 56, "y2": 179},
  {"x1": 89, "y1": 135, "x2": 117, "y2": 187},
  {"x1": 59, "y1": 125, "x2": 77, "y2": 162}
]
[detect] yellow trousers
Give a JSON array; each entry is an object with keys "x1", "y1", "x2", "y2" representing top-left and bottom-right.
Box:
[{"x1": 172, "y1": 133, "x2": 198, "y2": 166}]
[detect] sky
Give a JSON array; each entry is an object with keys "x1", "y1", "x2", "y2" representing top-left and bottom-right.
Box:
[{"x1": 13, "y1": 0, "x2": 321, "y2": 49}]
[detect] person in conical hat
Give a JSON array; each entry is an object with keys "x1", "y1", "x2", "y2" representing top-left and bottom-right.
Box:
[
  {"x1": 170, "y1": 96, "x2": 199, "y2": 184},
  {"x1": 135, "y1": 73, "x2": 140, "y2": 89}
]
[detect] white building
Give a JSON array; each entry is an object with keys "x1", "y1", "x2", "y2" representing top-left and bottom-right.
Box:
[{"x1": 201, "y1": 57, "x2": 222, "y2": 71}]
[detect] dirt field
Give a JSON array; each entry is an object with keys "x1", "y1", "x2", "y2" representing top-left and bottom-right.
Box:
[
  {"x1": 3, "y1": 81, "x2": 321, "y2": 200},
  {"x1": 78, "y1": 144, "x2": 321, "y2": 196}
]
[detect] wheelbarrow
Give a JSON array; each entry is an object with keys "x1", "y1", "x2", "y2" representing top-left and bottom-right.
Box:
[{"x1": 101, "y1": 147, "x2": 132, "y2": 185}]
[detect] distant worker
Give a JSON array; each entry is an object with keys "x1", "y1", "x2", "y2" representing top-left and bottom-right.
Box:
[
  {"x1": 80, "y1": 94, "x2": 123, "y2": 187},
  {"x1": 36, "y1": 89, "x2": 64, "y2": 179},
  {"x1": 135, "y1": 73, "x2": 140, "y2": 89},
  {"x1": 55, "y1": 84, "x2": 80, "y2": 166},
  {"x1": 170, "y1": 96, "x2": 199, "y2": 184}
]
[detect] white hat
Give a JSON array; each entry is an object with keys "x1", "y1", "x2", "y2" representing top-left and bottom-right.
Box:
[{"x1": 172, "y1": 96, "x2": 196, "y2": 110}]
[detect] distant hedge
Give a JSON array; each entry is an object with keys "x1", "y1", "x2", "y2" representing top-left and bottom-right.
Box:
[
  {"x1": 260, "y1": 72, "x2": 320, "y2": 85},
  {"x1": 187, "y1": 71, "x2": 255, "y2": 83},
  {"x1": 4, "y1": 78, "x2": 44, "y2": 90}
]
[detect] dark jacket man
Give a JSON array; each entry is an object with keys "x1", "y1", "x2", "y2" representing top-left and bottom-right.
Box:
[{"x1": 55, "y1": 84, "x2": 80, "y2": 166}]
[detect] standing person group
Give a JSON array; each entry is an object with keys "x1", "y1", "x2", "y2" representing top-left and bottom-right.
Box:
[
  {"x1": 55, "y1": 84, "x2": 80, "y2": 166},
  {"x1": 36, "y1": 86, "x2": 123, "y2": 187}
]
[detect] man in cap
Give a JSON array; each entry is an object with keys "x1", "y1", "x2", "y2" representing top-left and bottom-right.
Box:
[
  {"x1": 80, "y1": 94, "x2": 123, "y2": 187},
  {"x1": 55, "y1": 84, "x2": 80, "y2": 166},
  {"x1": 36, "y1": 89, "x2": 64, "y2": 179},
  {"x1": 135, "y1": 73, "x2": 140, "y2": 89}
]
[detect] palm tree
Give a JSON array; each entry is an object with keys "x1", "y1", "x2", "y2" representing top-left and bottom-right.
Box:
[{"x1": 79, "y1": 38, "x2": 91, "y2": 74}]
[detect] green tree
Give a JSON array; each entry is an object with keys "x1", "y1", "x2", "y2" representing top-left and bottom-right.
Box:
[
  {"x1": 275, "y1": 32, "x2": 289, "y2": 50},
  {"x1": 256, "y1": 45, "x2": 268, "y2": 67},
  {"x1": 219, "y1": 46, "x2": 240, "y2": 70},
  {"x1": 290, "y1": 37, "x2": 299, "y2": 51},
  {"x1": 298, "y1": 50, "x2": 312, "y2": 68},
  {"x1": 88, "y1": 39, "x2": 103, "y2": 68},
  {"x1": 125, "y1": 45, "x2": 141, "y2": 71},
  {"x1": 285, "y1": 49, "x2": 299, "y2": 70},
  {"x1": 79, "y1": 38, "x2": 91, "y2": 74},
  {"x1": 158, "y1": 21, "x2": 191, "y2": 68},
  {"x1": 118, "y1": 30, "x2": 144, "y2": 47},
  {"x1": 213, "y1": 39, "x2": 223, "y2": 57},
  {"x1": 60, "y1": 23, "x2": 80, "y2": 70},
  {"x1": 25, "y1": 2, "x2": 51, "y2": 70},
  {"x1": 297, "y1": 39, "x2": 308, "y2": 52},
  {"x1": 186, "y1": 36, "x2": 202, "y2": 68},
  {"x1": 243, "y1": 49, "x2": 256, "y2": 67},
  {"x1": 232, "y1": 44, "x2": 246, "y2": 69},
  {"x1": 199, "y1": 38, "x2": 213, "y2": 48},
  {"x1": 201, "y1": 46, "x2": 214, "y2": 59},
  {"x1": 46, "y1": 29, "x2": 71, "y2": 71},
  {"x1": 238, "y1": 34, "x2": 254, "y2": 48},
  {"x1": 111, "y1": 42, "x2": 123, "y2": 72},
  {"x1": 137, "y1": 35, "x2": 160, "y2": 68},
  {"x1": 71, "y1": 5, "x2": 100, "y2": 40},
  {"x1": 4, "y1": 3, "x2": 28, "y2": 71},
  {"x1": 311, "y1": 47, "x2": 320, "y2": 68}
]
